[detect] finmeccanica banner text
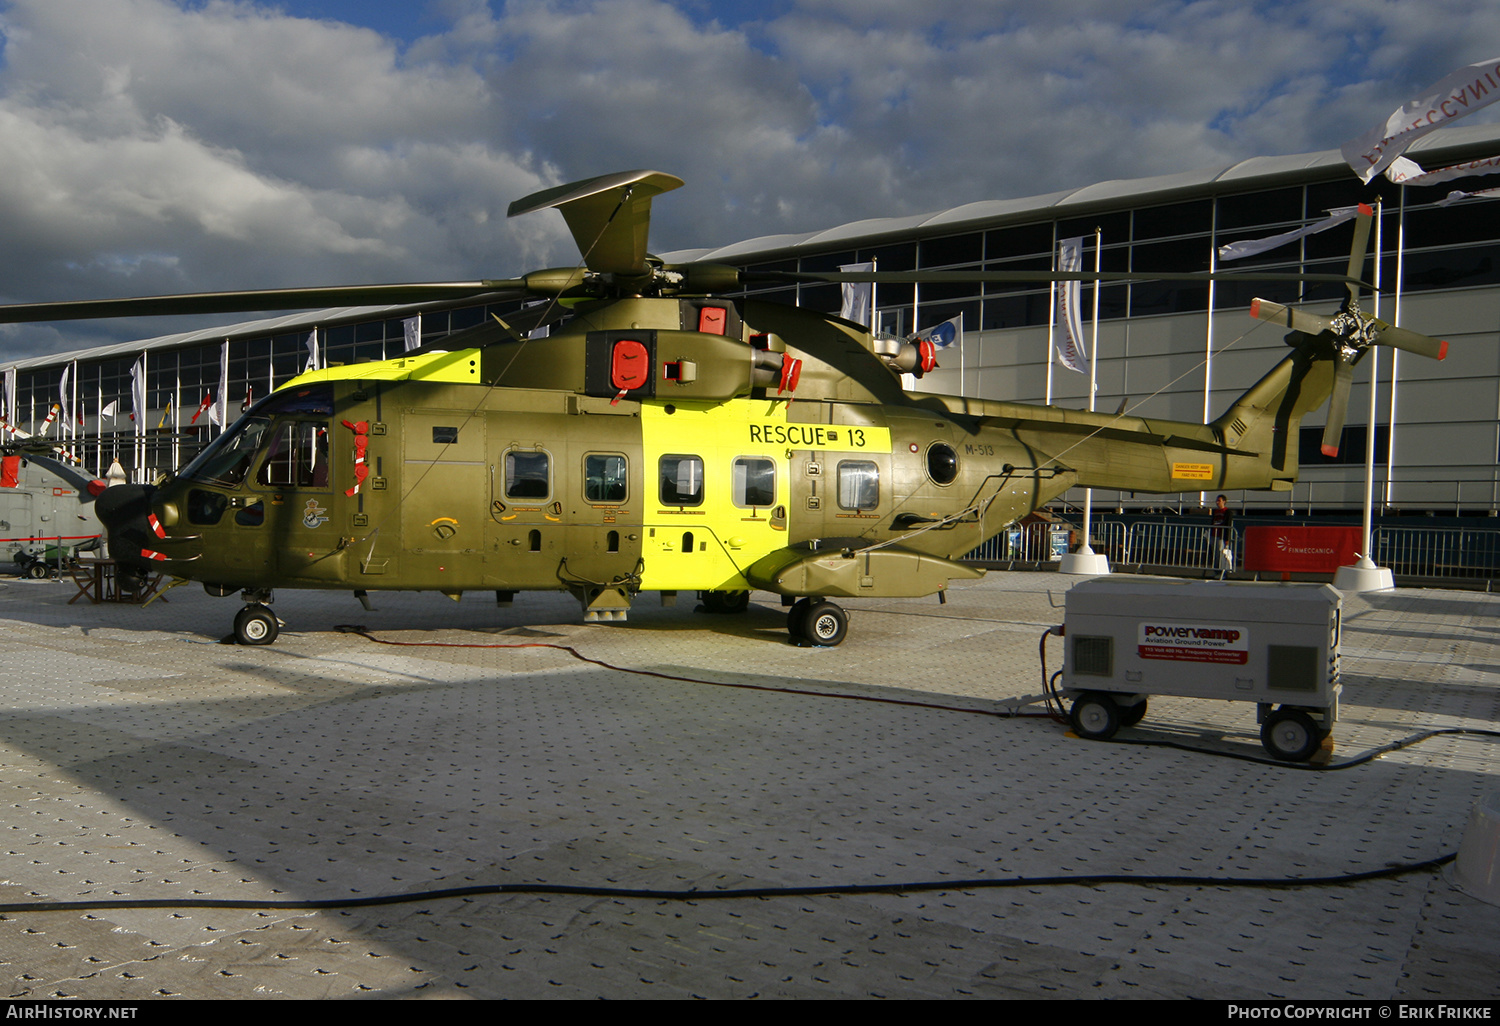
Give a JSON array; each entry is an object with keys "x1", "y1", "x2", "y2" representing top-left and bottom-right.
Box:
[{"x1": 1342, "y1": 58, "x2": 1500, "y2": 183}]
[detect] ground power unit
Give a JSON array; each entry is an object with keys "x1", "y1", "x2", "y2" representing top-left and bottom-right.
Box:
[{"x1": 1061, "y1": 577, "x2": 1342, "y2": 761}]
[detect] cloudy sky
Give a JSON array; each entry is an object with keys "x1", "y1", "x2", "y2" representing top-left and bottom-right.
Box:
[{"x1": 1, "y1": 0, "x2": 1498, "y2": 357}]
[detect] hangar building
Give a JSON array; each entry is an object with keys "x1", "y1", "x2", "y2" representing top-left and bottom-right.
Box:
[{"x1": 5, "y1": 124, "x2": 1500, "y2": 517}]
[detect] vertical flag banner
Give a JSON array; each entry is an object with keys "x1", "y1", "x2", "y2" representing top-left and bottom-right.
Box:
[
  {"x1": 218, "y1": 339, "x2": 230, "y2": 432},
  {"x1": 1055, "y1": 238, "x2": 1088, "y2": 373},
  {"x1": 1342, "y1": 58, "x2": 1500, "y2": 183},
  {"x1": 58, "y1": 363, "x2": 71, "y2": 430},
  {"x1": 839, "y1": 262, "x2": 874, "y2": 327},
  {"x1": 3, "y1": 367, "x2": 14, "y2": 422},
  {"x1": 130, "y1": 354, "x2": 146, "y2": 428},
  {"x1": 305, "y1": 328, "x2": 320, "y2": 373},
  {"x1": 403, "y1": 315, "x2": 421, "y2": 352}
]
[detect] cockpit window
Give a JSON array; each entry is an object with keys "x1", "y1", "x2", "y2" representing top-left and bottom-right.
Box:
[
  {"x1": 178, "y1": 385, "x2": 334, "y2": 489},
  {"x1": 178, "y1": 416, "x2": 271, "y2": 487},
  {"x1": 258, "y1": 422, "x2": 331, "y2": 489}
]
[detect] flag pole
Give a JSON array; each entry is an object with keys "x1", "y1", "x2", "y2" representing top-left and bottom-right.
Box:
[
  {"x1": 1335, "y1": 200, "x2": 1395, "y2": 592},
  {"x1": 1060, "y1": 228, "x2": 1110, "y2": 576}
]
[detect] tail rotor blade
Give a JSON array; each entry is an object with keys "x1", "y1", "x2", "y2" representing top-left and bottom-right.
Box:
[
  {"x1": 1345, "y1": 203, "x2": 1375, "y2": 303},
  {"x1": 1373, "y1": 319, "x2": 1448, "y2": 361},
  {"x1": 1250, "y1": 298, "x2": 1335, "y2": 336},
  {"x1": 1321, "y1": 355, "x2": 1355, "y2": 457}
]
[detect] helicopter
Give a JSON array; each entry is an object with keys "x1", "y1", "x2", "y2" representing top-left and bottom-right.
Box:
[{"x1": 0, "y1": 170, "x2": 1446, "y2": 647}]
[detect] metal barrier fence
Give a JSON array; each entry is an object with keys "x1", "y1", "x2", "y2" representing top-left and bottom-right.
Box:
[
  {"x1": 1372, "y1": 526, "x2": 1500, "y2": 580},
  {"x1": 966, "y1": 520, "x2": 1500, "y2": 583}
]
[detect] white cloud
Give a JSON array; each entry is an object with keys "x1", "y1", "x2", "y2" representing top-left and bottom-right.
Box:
[{"x1": 1, "y1": 0, "x2": 1499, "y2": 357}]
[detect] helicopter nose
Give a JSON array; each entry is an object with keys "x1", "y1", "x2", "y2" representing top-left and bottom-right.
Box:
[
  {"x1": 95, "y1": 483, "x2": 162, "y2": 569},
  {"x1": 95, "y1": 483, "x2": 156, "y2": 531}
]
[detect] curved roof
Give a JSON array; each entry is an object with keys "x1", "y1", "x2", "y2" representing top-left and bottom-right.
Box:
[{"x1": 665, "y1": 122, "x2": 1500, "y2": 265}]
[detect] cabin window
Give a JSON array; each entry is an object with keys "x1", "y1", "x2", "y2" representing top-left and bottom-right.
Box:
[
  {"x1": 837, "y1": 460, "x2": 880, "y2": 511},
  {"x1": 732, "y1": 457, "x2": 776, "y2": 508},
  {"x1": 432, "y1": 426, "x2": 459, "y2": 444},
  {"x1": 584, "y1": 454, "x2": 628, "y2": 504},
  {"x1": 927, "y1": 443, "x2": 958, "y2": 485},
  {"x1": 659, "y1": 455, "x2": 704, "y2": 506},
  {"x1": 257, "y1": 421, "x2": 330, "y2": 489},
  {"x1": 505, "y1": 450, "x2": 550, "y2": 500}
]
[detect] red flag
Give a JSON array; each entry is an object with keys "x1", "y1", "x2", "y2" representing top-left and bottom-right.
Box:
[
  {"x1": 190, "y1": 393, "x2": 213, "y2": 425},
  {"x1": 241, "y1": 385, "x2": 253, "y2": 412}
]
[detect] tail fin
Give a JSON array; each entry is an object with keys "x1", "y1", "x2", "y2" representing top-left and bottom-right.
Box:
[{"x1": 1211, "y1": 333, "x2": 1342, "y2": 491}]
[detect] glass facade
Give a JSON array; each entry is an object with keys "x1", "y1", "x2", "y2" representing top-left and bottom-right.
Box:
[{"x1": 5, "y1": 161, "x2": 1500, "y2": 506}]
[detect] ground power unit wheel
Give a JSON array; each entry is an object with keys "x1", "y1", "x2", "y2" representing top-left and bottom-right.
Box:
[
  {"x1": 1260, "y1": 708, "x2": 1324, "y2": 762},
  {"x1": 1069, "y1": 691, "x2": 1121, "y2": 740}
]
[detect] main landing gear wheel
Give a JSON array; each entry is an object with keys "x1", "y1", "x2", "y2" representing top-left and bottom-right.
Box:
[
  {"x1": 1261, "y1": 708, "x2": 1324, "y2": 762},
  {"x1": 234, "y1": 604, "x2": 279, "y2": 646},
  {"x1": 802, "y1": 601, "x2": 848, "y2": 647},
  {"x1": 1069, "y1": 691, "x2": 1121, "y2": 740},
  {"x1": 701, "y1": 589, "x2": 750, "y2": 614},
  {"x1": 787, "y1": 598, "x2": 813, "y2": 640},
  {"x1": 26, "y1": 562, "x2": 48, "y2": 579}
]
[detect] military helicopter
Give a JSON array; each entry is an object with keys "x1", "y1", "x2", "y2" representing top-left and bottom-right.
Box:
[{"x1": 0, "y1": 170, "x2": 1446, "y2": 647}]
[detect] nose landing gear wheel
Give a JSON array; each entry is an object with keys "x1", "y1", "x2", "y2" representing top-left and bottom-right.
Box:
[{"x1": 234, "y1": 605, "x2": 279, "y2": 646}]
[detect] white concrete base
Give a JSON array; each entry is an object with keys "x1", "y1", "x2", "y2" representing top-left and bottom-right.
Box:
[
  {"x1": 1058, "y1": 549, "x2": 1111, "y2": 576},
  {"x1": 1452, "y1": 790, "x2": 1500, "y2": 906},
  {"x1": 1333, "y1": 557, "x2": 1394, "y2": 593}
]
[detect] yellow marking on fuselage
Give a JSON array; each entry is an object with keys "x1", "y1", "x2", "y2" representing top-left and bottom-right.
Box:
[
  {"x1": 638, "y1": 400, "x2": 891, "y2": 591},
  {"x1": 278, "y1": 349, "x2": 485, "y2": 391}
]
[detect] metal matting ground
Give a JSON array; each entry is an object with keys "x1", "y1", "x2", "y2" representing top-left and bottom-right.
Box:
[{"x1": 0, "y1": 570, "x2": 1496, "y2": 1000}]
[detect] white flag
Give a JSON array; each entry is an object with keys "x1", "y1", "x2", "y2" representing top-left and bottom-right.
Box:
[
  {"x1": 1342, "y1": 58, "x2": 1500, "y2": 183},
  {"x1": 1218, "y1": 206, "x2": 1359, "y2": 262},
  {"x1": 100, "y1": 400, "x2": 117, "y2": 420},
  {"x1": 403, "y1": 315, "x2": 421, "y2": 352},
  {"x1": 304, "y1": 328, "x2": 320, "y2": 372},
  {"x1": 1054, "y1": 238, "x2": 1087, "y2": 374},
  {"x1": 838, "y1": 262, "x2": 874, "y2": 327},
  {"x1": 57, "y1": 363, "x2": 70, "y2": 429},
  {"x1": 130, "y1": 354, "x2": 146, "y2": 429},
  {"x1": 1384, "y1": 153, "x2": 1500, "y2": 188},
  {"x1": 218, "y1": 339, "x2": 230, "y2": 432},
  {"x1": 1437, "y1": 186, "x2": 1500, "y2": 207},
  {"x1": 913, "y1": 314, "x2": 963, "y2": 349}
]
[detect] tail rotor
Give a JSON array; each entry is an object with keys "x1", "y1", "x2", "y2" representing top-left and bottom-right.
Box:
[{"x1": 1248, "y1": 204, "x2": 1447, "y2": 457}]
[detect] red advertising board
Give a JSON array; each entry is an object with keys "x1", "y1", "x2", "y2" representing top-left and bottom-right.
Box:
[{"x1": 1243, "y1": 525, "x2": 1362, "y2": 574}]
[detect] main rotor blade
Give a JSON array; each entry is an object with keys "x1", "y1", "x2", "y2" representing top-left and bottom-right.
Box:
[
  {"x1": 1248, "y1": 298, "x2": 1337, "y2": 336},
  {"x1": 753, "y1": 269, "x2": 1372, "y2": 287},
  {"x1": 1321, "y1": 354, "x2": 1355, "y2": 458},
  {"x1": 508, "y1": 170, "x2": 684, "y2": 278},
  {"x1": 0, "y1": 282, "x2": 529, "y2": 324},
  {"x1": 1346, "y1": 203, "x2": 1374, "y2": 306},
  {"x1": 1372, "y1": 319, "x2": 1448, "y2": 361}
]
